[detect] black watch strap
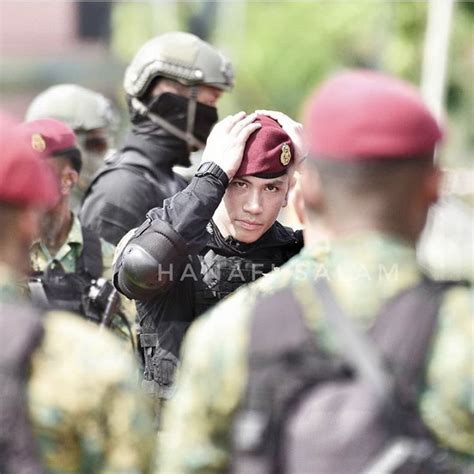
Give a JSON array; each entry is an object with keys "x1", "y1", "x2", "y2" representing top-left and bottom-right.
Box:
[{"x1": 195, "y1": 162, "x2": 229, "y2": 187}]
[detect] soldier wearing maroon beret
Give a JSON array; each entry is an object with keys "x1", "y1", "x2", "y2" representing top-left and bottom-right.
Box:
[
  {"x1": 154, "y1": 70, "x2": 472, "y2": 473},
  {"x1": 0, "y1": 113, "x2": 155, "y2": 472},
  {"x1": 113, "y1": 110, "x2": 305, "y2": 420},
  {"x1": 16, "y1": 118, "x2": 136, "y2": 345}
]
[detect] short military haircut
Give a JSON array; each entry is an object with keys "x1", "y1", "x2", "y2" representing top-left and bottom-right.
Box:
[{"x1": 304, "y1": 154, "x2": 435, "y2": 216}]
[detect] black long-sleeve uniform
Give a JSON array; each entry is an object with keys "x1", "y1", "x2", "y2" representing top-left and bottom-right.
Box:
[
  {"x1": 80, "y1": 129, "x2": 188, "y2": 246},
  {"x1": 114, "y1": 165, "x2": 303, "y2": 398}
]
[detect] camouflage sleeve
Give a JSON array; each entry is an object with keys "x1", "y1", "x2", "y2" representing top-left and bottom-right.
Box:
[
  {"x1": 420, "y1": 285, "x2": 474, "y2": 456},
  {"x1": 157, "y1": 290, "x2": 254, "y2": 474},
  {"x1": 28, "y1": 311, "x2": 156, "y2": 473},
  {"x1": 100, "y1": 238, "x2": 137, "y2": 344},
  {"x1": 100, "y1": 238, "x2": 116, "y2": 281}
]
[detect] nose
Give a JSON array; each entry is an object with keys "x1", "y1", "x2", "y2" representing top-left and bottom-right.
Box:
[
  {"x1": 197, "y1": 87, "x2": 223, "y2": 107},
  {"x1": 243, "y1": 189, "x2": 263, "y2": 215}
]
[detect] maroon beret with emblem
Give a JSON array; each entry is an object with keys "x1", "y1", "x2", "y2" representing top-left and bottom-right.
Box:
[
  {"x1": 236, "y1": 115, "x2": 294, "y2": 178},
  {"x1": 304, "y1": 69, "x2": 443, "y2": 161},
  {"x1": 0, "y1": 112, "x2": 59, "y2": 207},
  {"x1": 17, "y1": 118, "x2": 82, "y2": 173}
]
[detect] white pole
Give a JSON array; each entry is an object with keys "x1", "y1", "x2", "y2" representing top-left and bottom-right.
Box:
[{"x1": 420, "y1": 0, "x2": 456, "y2": 121}]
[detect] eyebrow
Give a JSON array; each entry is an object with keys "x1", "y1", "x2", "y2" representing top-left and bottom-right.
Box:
[
  {"x1": 235, "y1": 177, "x2": 287, "y2": 186},
  {"x1": 265, "y1": 178, "x2": 286, "y2": 186}
]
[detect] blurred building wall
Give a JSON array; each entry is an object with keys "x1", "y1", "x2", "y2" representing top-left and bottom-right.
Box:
[
  {"x1": 1, "y1": 2, "x2": 76, "y2": 56},
  {"x1": 0, "y1": 1, "x2": 119, "y2": 120}
]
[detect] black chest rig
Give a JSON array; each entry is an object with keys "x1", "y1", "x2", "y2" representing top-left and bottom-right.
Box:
[
  {"x1": 194, "y1": 238, "x2": 299, "y2": 317},
  {"x1": 29, "y1": 226, "x2": 104, "y2": 323}
]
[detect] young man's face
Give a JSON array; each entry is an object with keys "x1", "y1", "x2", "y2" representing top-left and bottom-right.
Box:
[{"x1": 214, "y1": 174, "x2": 289, "y2": 243}]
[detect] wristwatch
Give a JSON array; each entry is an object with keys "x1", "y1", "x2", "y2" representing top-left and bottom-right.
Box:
[{"x1": 195, "y1": 161, "x2": 229, "y2": 187}]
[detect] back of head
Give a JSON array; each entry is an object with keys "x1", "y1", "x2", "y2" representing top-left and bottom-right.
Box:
[
  {"x1": 124, "y1": 31, "x2": 234, "y2": 101},
  {"x1": 302, "y1": 69, "x2": 443, "y2": 240},
  {"x1": 26, "y1": 84, "x2": 118, "y2": 133}
]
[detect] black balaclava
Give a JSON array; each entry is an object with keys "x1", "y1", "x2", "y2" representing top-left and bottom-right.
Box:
[{"x1": 129, "y1": 92, "x2": 218, "y2": 168}]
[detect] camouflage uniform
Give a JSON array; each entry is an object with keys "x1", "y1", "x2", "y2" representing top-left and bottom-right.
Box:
[
  {"x1": 0, "y1": 263, "x2": 156, "y2": 472},
  {"x1": 30, "y1": 213, "x2": 136, "y2": 342},
  {"x1": 157, "y1": 233, "x2": 473, "y2": 473}
]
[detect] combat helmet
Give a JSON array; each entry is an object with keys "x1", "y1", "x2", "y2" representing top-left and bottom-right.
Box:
[
  {"x1": 26, "y1": 84, "x2": 119, "y2": 133},
  {"x1": 124, "y1": 32, "x2": 234, "y2": 151},
  {"x1": 124, "y1": 31, "x2": 234, "y2": 99}
]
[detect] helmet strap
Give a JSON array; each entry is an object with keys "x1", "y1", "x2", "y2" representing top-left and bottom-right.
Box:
[
  {"x1": 185, "y1": 86, "x2": 198, "y2": 151},
  {"x1": 131, "y1": 97, "x2": 205, "y2": 150}
]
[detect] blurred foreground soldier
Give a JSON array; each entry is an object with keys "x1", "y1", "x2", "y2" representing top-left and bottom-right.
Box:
[
  {"x1": 157, "y1": 71, "x2": 473, "y2": 473},
  {"x1": 114, "y1": 112, "x2": 305, "y2": 419},
  {"x1": 26, "y1": 84, "x2": 119, "y2": 211},
  {"x1": 81, "y1": 31, "x2": 234, "y2": 245},
  {"x1": 18, "y1": 118, "x2": 135, "y2": 344},
  {"x1": 0, "y1": 115, "x2": 155, "y2": 472}
]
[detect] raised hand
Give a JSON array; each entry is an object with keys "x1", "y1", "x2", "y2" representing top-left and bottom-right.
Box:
[
  {"x1": 255, "y1": 109, "x2": 307, "y2": 164},
  {"x1": 200, "y1": 112, "x2": 261, "y2": 180}
]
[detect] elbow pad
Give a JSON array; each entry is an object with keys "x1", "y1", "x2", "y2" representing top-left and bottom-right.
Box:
[
  {"x1": 118, "y1": 244, "x2": 161, "y2": 297},
  {"x1": 115, "y1": 219, "x2": 187, "y2": 300}
]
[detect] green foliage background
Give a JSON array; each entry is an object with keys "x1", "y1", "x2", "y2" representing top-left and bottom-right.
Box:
[{"x1": 111, "y1": 1, "x2": 473, "y2": 166}]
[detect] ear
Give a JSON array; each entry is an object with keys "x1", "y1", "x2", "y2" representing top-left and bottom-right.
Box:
[
  {"x1": 301, "y1": 164, "x2": 323, "y2": 213},
  {"x1": 61, "y1": 167, "x2": 79, "y2": 196},
  {"x1": 282, "y1": 168, "x2": 299, "y2": 209},
  {"x1": 424, "y1": 165, "x2": 442, "y2": 206}
]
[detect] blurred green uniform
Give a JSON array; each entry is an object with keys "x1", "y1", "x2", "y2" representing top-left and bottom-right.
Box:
[
  {"x1": 30, "y1": 213, "x2": 136, "y2": 342},
  {"x1": 158, "y1": 232, "x2": 473, "y2": 473},
  {"x1": 0, "y1": 263, "x2": 156, "y2": 472}
]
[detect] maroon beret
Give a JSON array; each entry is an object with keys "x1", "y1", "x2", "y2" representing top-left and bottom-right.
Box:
[
  {"x1": 17, "y1": 118, "x2": 82, "y2": 172},
  {"x1": 304, "y1": 69, "x2": 443, "y2": 161},
  {"x1": 0, "y1": 113, "x2": 60, "y2": 207},
  {"x1": 236, "y1": 115, "x2": 294, "y2": 178}
]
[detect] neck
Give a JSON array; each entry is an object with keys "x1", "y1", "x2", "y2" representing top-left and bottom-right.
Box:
[
  {"x1": 128, "y1": 120, "x2": 190, "y2": 168},
  {"x1": 212, "y1": 206, "x2": 231, "y2": 239},
  {"x1": 40, "y1": 200, "x2": 73, "y2": 256},
  {"x1": 304, "y1": 214, "x2": 418, "y2": 248},
  {"x1": 0, "y1": 246, "x2": 29, "y2": 275}
]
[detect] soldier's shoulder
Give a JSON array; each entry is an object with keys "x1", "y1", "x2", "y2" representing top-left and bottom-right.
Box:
[
  {"x1": 250, "y1": 247, "x2": 321, "y2": 297},
  {"x1": 199, "y1": 251, "x2": 316, "y2": 332},
  {"x1": 438, "y1": 281, "x2": 473, "y2": 323},
  {"x1": 90, "y1": 159, "x2": 146, "y2": 198},
  {"x1": 39, "y1": 310, "x2": 136, "y2": 379}
]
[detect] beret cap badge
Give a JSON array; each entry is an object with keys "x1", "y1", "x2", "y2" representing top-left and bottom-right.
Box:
[
  {"x1": 31, "y1": 133, "x2": 46, "y2": 152},
  {"x1": 280, "y1": 144, "x2": 291, "y2": 166}
]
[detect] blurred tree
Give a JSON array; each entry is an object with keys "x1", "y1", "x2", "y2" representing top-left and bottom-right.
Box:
[
  {"x1": 110, "y1": 1, "x2": 472, "y2": 166},
  {"x1": 221, "y1": 2, "x2": 382, "y2": 117}
]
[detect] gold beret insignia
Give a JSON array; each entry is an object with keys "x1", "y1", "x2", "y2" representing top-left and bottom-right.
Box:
[
  {"x1": 280, "y1": 144, "x2": 291, "y2": 166},
  {"x1": 31, "y1": 133, "x2": 46, "y2": 152}
]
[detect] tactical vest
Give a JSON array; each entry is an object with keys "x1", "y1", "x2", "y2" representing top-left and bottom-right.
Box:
[
  {"x1": 29, "y1": 226, "x2": 103, "y2": 323},
  {"x1": 232, "y1": 278, "x2": 467, "y2": 474},
  {"x1": 194, "y1": 246, "x2": 291, "y2": 315},
  {"x1": 0, "y1": 302, "x2": 44, "y2": 473}
]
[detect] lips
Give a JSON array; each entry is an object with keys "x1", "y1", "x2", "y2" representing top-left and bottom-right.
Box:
[{"x1": 236, "y1": 219, "x2": 263, "y2": 231}]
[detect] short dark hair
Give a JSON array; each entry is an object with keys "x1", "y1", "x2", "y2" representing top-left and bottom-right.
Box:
[{"x1": 304, "y1": 155, "x2": 435, "y2": 216}]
